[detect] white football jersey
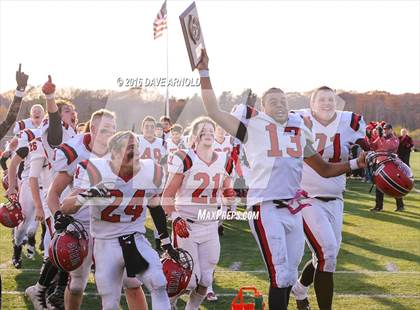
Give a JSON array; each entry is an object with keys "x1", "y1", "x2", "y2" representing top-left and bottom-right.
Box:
[
  {"x1": 13, "y1": 118, "x2": 40, "y2": 134},
  {"x1": 137, "y1": 135, "x2": 167, "y2": 164},
  {"x1": 231, "y1": 104, "x2": 314, "y2": 206},
  {"x1": 41, "y1": 118, "x2": 76, "y2": 162},
  {"x1": 213, "y1": 136, "x2": 234, "y2": 154},
  {"x1": 28, "y1": 133, "x2": 53, "y2": 191},
  {"x1": 296, "y1": 109, "x2": 366, "y2": 198},
  {"x1": 167, "y1": 149, "x2": 234, "y2": 221},
  {"x1": 166, "y1": 138, "x2": 183, "y2": 154},
  {"x1": 15, "y1": 128, "x2": 42, "y2": 180},
  {"x1": 74, "y1": 158, "x2": 163, "y2": 239},
  {"x1": 53, "y1": 133, "x2": 110, "y2": 223}
]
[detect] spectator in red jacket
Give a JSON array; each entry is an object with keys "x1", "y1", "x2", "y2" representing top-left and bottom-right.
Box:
[
  {"x1": 397, "y1": 128, "x2": 414, "y2": 166},
  {"x1": 370, "y1": 123, "x2": 405, "y2": 212}
]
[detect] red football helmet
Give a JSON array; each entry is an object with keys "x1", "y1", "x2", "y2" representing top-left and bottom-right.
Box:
[
  {"x1": 162, "y1": 248, "x2": 194, "y2": 297},
  {"x1": 0, "y1": 196, "x2": 24, "y2": 228},
  {"x1": 49, "y1": 219, "x2": 89, "y2": 272},
  {"x1": 367, "y1": 152, "x2": 414, "y2": 198}
]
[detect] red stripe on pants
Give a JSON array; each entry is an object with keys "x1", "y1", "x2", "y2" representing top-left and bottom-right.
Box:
[
  {"x1": 253, "y1": 205, "x2": 277, "y2": 287},
  {"x1": 303, "y1": 219, "x2": 325, "y2": 271}
]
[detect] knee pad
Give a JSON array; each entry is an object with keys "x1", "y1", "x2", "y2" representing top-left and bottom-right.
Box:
[
  {"x1": 198, "y1": 269, "x2": 213, "y2": 288},
  {"x1": 68, "y1": 274, "x2": 88, "y2": 295},
  {"x1": 122, "y1": 277, "x2": 141, "y2": 289},
  {"x1": 317, "y1": 244, "x2": 338, "y2": 273},
  {"x1": 148, "y1": 272, "x2": 167, "y2": 291}
]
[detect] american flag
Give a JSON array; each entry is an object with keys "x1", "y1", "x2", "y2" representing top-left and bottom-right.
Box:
[{"x1": 153, "y1": 0, "x2": 167, "y2": 40}]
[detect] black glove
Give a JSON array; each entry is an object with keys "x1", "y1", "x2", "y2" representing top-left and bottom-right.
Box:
[
  {"x1": 54, "y1": 211, "x2": 74, "y2": 232},
  {"x1": 376, "y1": 125, "x2": 384, "y2": 138},
  {"x1": 15, "y1": 64, "x2": 29, "y2": 91},
  {"x1": 246, "y1": 89, "x2": 257, "y2": 108},
  {"x1": 162, "y1": 243, "x2": 180, "y2": 262}
]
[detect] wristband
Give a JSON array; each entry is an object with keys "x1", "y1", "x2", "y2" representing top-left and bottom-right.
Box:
[
  {"x1": 15, "y1": 90, "x2": 25, "y2": 98},
  {"x1": 160, "y1": 237, "x2": 171, "y2": 246},
  {"x1": 349, "y1": 158, "x2": 360, "y2": 170},
  {"x1": 199, "y1": 69, "x2": 209, "y2": 78},
  {"x1": 45, "y1": 93, "x2": 55, "y2": 100}
]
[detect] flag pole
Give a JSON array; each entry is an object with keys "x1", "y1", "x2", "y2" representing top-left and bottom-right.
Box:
[{"x1": 165, "y1": 1, "x2": 169, "y2": 118}]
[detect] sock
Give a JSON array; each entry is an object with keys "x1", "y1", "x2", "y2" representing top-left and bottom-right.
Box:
[
  {"x1": 185, "y1": 290, "x2": 206, "y2": 310},
  {"x1": 292, "y1": 280, "x2": 309, "y2": 300},
  {"x1": 300, "y1": 259, "x2": 316, "y2": 287},
  {"x1": 314, "y1": 270, "x2": 333, "y2": 310},
  {"x1": 286, "y1": 286, "x2": 292, "y2": 305},
  {"x1": 28, "y1": 234, "x2": 36, "y2": 247},
  {"x1": 268, "y1": 286, "x2": 289, "y2": 310},
  {"x1": 57, "y1": 270, "x2": 69, "y2": 287},
  {"x1": 39, "y1": 260, "x2": 58, "y2": 287}
]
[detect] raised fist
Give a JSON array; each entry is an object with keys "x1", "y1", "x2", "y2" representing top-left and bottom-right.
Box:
[
  {"x1": 16, "y1": 63, "x2": 29, "y2": 91},
  {"x1": 42, "y1": 75, "x2": 56, "y2": 95},
  {"x1": 196, "y1": 48, "x2": 209, "y2": 71}
]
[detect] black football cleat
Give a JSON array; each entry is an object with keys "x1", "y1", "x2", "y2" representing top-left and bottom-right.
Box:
[{"x1": 296, "y1": 298, "x2": 311, "y2": 310}]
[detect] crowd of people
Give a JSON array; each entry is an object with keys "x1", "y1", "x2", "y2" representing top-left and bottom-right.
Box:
[{"x1": 0, "y1": 57, "x2": 415, "y2": 310}]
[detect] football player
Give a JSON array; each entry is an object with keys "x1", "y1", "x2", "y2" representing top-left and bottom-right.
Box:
[
  {"x1": 291, "y1": 86, "x2": 369, "y2": 310},
  {"x1": 196, "y1": 49, "x2": 367, "y2": 310},
  {"x1": 42, "y1": 110, "x2": 146, "y2": 310},
  {"x1": 138, "y1": 116, "x2": 167, "y2": 163},
  {"x1": 13, "y1": 104, "x2": 45, "y2": 134},
  {"x1": 160, "y1": 115, "x2": 172, "y2": 142},
  {"x1": 61, "y1": 131, "x2": 178, "y2": 310},
  {"x1": 162, "y1": 116, "x2": 236, "y2": 310},
  {"x1": 7, "y1": 128, "x2": 42, "y2": 267},
  {"x1": 25, "y1": 75, "x2": 78, "y2": 310},
  {"x1": 166, "y1": 124, "x2": 184, "y2": 154}
]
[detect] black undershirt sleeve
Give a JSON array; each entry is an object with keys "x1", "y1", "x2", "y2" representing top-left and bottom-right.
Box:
[
  {"x1": 15, "y1": 147, "x2": 29, "y2": 159},
  {"x1": 148, "y1": 205, "x2": 169, "y2": 240},
  {"x1": 0, "y1": 96, "x2": 23, "y2": 140},
  {"x1": 47, "y1": 111, "x2": 63, "y2": 147}
]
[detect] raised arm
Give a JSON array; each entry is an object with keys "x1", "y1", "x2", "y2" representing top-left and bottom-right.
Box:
[
  {"x1": 42, "y1": 75, "x2": 63, "y2": 147},
  {"x1": 0, "y1": 64, "x2": 28, "y2": 139},
  {"x1": 198, "y1": 49, "x2": 247, "y2": 142}
]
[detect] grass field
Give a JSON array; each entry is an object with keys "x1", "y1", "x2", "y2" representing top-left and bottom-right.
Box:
[{"x1": 1, "y1": 153, "x2": 419, "y2": 309}]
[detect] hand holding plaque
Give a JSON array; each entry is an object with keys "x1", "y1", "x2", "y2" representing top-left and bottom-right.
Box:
[
  {"x1": 196, "y1": 48, "x2": 209, "y2": 71},
  {"x1": 180, "y1": 2, "x2": 206, "y2": 71}
]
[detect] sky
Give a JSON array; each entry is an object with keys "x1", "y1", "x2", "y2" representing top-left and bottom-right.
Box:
[{"x1": 0, "y1": 0, "x2": 419, "y2": 98}]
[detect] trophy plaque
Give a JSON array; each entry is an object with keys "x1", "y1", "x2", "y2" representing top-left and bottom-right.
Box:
[{"x1": 180, "y1": 2, "x2": 206, "y2": 71}]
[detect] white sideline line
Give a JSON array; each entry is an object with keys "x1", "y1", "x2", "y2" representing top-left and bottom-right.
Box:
[
  {"x1": 2, "y1": 291, "x2": 419, "y2": 299},
  {"x1": 1, "y1": 268, "x2": 420, "y2": 275}
]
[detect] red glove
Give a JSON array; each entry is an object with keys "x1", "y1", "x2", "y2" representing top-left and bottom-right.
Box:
[
  {"x1": 173, "y1": 217, "x2": 189, "y2": 238},
  {"x1": 42, "y1": 75, "x2": 55, "y2": 95}
]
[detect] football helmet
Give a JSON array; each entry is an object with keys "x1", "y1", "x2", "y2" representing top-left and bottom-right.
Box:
[
  {"x1": 366, "y1": 151, "x2": 414, "y2": 198},
  {"x1": 49, "y1": 219, "x2": 89, "y2": 272},
  {"x1": 0, "y1": 196, "x2": 24, "y2": 228},
  {"x1": 161, "y1": 248, "x2": 194, "y2": 297}
]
